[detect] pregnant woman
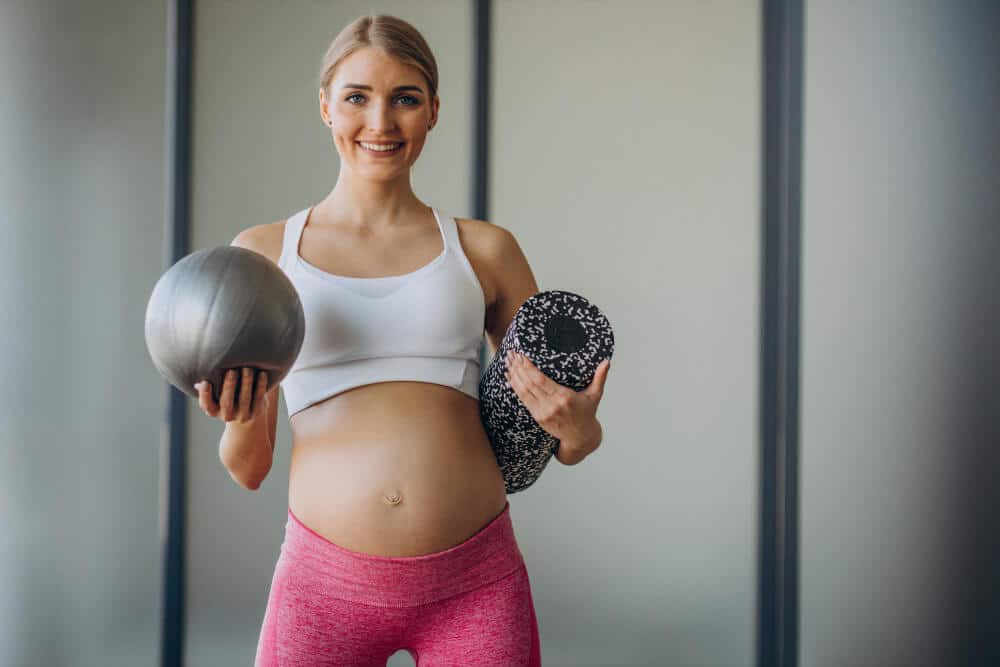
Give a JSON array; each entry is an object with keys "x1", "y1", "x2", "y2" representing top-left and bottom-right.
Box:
[{"x1": 195, "y1": 14, "x2": 610, "y2": 666}]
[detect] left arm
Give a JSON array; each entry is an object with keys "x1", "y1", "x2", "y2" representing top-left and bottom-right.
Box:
[{"x1": 482, "y1": 225, "x2": 610, "y2": 466}]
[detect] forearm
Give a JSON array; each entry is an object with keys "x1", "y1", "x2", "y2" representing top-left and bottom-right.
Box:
[{"x1": 219, "y1": 415, "x2": 273, "y2": 490}]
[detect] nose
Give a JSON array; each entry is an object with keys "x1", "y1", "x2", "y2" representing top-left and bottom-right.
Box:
[{"x1": 366, "y1": 99, "x2": 398, "y2": 134}]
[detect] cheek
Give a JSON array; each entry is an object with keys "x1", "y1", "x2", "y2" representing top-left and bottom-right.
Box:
[
  {"x1": 402, "y1": 138, "x2": 427, "y2": 163},
  {"x1": 330, "y1": 108, "x2": 360, "y2": 131},
  {"x1": 330, "y1": 116, "x2": 360, "y2": 151}
]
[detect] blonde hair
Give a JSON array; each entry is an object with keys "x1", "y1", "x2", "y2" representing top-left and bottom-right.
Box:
[{"x1": 318, "y1": 14, "x2": 439, "y2": 100}]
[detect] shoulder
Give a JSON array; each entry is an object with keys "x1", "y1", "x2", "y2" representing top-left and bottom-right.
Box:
[
  {"x1": 230, "y1": 220, "x2": 286, "y2": 266},
  {"x1": 453, "y1": 217, "x2": 519, "y2": 310},
  {"x1": 456, "y1": 217, "x2": 539, "y2": 342},
  {"x1": 455, "y1": 216, "x2": 537, "y2": 313},
  {"x1": 454, "y1": 216, "x2": 518, "y2": 260}
]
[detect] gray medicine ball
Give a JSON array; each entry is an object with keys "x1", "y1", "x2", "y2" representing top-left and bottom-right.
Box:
[{"x1": 144, "y1": 246, "x2": 305, "y2": 403}]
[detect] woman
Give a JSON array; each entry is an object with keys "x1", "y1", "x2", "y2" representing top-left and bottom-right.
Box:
[{"x1": 195, "y1": 14, "x2": 609, "y2": 666}]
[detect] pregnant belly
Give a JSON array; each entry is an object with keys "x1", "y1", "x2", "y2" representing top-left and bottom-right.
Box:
[{"x1": 286, "y1": 382, "x2": 508, "y2": 557}]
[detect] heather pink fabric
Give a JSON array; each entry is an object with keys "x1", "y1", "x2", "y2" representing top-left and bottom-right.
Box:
[{"x1": 254, "y1": 501, "x2": 541, "y2": 666}]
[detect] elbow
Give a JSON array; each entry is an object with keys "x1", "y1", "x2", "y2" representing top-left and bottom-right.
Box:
[
  {"x1": 554, "y1": 445, "x2": 584, "y2": 466},
  {"x1": 225, "y1": 467, "x2": 266, "y2": 491},
  {"x1": 221, "y1": 454, "x2": 272, "y2": 491},
  {"x1": 554, "y1": 439, "x2": 600, "y2": 466},
  {"x1": 233, "y1": 471, "x2": 265, "y2": 491}
]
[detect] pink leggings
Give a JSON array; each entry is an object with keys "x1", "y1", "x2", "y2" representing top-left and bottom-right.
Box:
[{"x1": 254, "y1": 501, "x2": 541, "y2": 666}]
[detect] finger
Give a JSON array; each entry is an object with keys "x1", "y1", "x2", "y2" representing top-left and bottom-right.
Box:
[
  {"x1": 197, "y1": 381, "x2": 219, "y2": 417},
  {"x1": 219, "y1": 369, "x2": 238, "y2": 421},
  {"x1": 511, "y1": 353, "x2": 554, "y2": 398},
  {"x1": 237, "y1": 367, "x2": 254, "y2": 421},
  {"x1": 586, "y1": 360, "x2": 611, "y2": 400},
  {"x1": 251, "y1": 371, "x2": 269, "y2": 418},
  {"x1": 598, "y1": 358, "x2": 611, "y2": 385},
  {"x1": 508, "y1": 358, "x2": 542, "y2": 409}
]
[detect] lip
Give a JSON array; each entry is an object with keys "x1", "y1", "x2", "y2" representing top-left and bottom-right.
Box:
[{"x1": 356, "y1": 141, "x2": 405, "y2": 157}]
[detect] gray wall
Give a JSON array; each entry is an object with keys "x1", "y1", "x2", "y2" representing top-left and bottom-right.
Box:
[
  {"x1": 800, "y1": 1, "x2": 1000, "y2": 665},
  {"x1": 0, "y1": 1, "x2": 166, "y2": 666},
  {"x1": 490, "y1": 1, "x2": 761, "y2": 664}
]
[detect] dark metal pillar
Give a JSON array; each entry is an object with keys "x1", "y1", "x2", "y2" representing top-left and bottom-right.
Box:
[
  {"x1": 162, "y1": 1, "x2": 193, "y2": 665},
  {"x1": 758, "y1": 0, "x2": 804, "y2": 666}
]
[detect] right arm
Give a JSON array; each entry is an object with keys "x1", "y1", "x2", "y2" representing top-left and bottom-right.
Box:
[
  {"x1": 215, "y1": 369, "x2": 279, "y2": 491},
  {"x1": 212, "y1": 224, "x2": 285, "y2": 490}
]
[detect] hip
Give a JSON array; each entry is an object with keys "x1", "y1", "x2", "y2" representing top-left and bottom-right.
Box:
[{"x1": 274, "y1": 500, "x2": 524, "y2": 607}]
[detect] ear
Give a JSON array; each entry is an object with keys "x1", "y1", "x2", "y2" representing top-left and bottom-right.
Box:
[
  {"x1": 318, "y1": 87, "x2": 330, "y2": 125},
  {"x1": 429, "y1": 95, "x2": 440, "y2": 129}
]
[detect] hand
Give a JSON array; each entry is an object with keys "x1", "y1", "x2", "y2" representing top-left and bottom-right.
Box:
[
  {"x1": 505, "y1": 351, "x2": 610, "y2": 460},
  {"x1": 195, "y1": 367, "x2": 269, "y2": 424}
]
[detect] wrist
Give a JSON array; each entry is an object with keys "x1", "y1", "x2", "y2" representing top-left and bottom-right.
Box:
[
  {"x1": 555, "y1": 422, "x2": 602, "y2": 466},
  {"x1": 224, "y1": 411, "x2": 268, "y2": 432},
  {"x1": 222, "y1": 413, "x2": 272, "y2": 455}
]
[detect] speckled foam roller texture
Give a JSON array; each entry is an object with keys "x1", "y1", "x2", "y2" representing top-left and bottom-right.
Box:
[{"x1": 479, "y1": 290, "x2": 615, "y2": 493}]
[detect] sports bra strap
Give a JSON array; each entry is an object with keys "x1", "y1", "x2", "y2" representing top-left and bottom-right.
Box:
[
  {"x1": 278, "y1": 208, "x2": 309, "y2": 270},
  {"x1": 437, "y1": 209, "x2": 460, "y2": 251}
]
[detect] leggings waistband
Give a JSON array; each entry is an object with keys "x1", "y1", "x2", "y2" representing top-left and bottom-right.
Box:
[{"x1": 279, "y1": 501, "x2": 525, "y2": 607}]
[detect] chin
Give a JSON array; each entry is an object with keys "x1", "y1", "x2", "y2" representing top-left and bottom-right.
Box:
[{"x1": 359, "y1": 167, "x2": 410, "y2": 183}]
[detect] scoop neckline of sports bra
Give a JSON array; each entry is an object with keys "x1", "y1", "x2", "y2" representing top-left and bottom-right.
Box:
[{"x1": 294, "y1": 205, "x2": 448, "y2": 283}]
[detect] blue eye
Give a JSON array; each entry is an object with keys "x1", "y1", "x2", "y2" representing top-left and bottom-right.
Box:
[{"x1": 343, "y1": 93, "x2": 420, "y2": 106}]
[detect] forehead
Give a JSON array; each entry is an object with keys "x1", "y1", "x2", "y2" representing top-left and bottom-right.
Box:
[{"x1": 333, "y1": 47, "x2": 425, "y2": 88}]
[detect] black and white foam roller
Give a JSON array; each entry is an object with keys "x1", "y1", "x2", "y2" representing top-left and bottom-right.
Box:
[{"x1": 479, "y1": 290, "x2": 615, "y2": 493}]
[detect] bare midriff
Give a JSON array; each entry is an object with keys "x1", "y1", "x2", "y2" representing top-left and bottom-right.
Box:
[{"x1": 287, "y1": 380, "x2": 508, "y2": 558}]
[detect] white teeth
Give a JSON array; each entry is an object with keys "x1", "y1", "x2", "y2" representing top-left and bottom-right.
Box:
[{"x1": 359, "y1": 142, "x2": 401, "y2": 152}]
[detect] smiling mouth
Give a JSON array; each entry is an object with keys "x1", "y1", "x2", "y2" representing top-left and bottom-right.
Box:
[{"x1": 356, "y1": 141, "x2": 404, "y2": 155}]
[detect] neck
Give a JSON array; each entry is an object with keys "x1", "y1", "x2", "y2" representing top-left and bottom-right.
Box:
[{"x1": 317, "y1": 167, "x2": 426, "y2": 231}]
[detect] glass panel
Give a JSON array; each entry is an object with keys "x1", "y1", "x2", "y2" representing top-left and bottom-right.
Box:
[
  {"x1": 800, "y1": 2, "x2": 1000, "y2": 665},
  {"x1": 0, "y1": 1, "x2": 166, "y2": 665},
  {"x1": 490, "y1": 1, "x2": 761, "y2": 664}
]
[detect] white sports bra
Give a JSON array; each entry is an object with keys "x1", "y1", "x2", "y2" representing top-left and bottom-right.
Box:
[{"x1": 276, "y1": 206, "x2": 486, "y2": 418}]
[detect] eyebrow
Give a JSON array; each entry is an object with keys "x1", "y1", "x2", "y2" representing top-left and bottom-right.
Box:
[{"x1": 341, "y1": 84, "x2": 424, "y2": 94}]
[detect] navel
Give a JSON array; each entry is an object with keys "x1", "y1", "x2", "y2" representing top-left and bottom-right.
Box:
[{"x1": 383, "y1": 490, "x2": 403, "y2": 506}]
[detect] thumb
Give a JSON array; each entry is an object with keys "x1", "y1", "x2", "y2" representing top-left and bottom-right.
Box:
[{"x1": 585, "y1": 359, "x2": 611, "y2": 399}]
